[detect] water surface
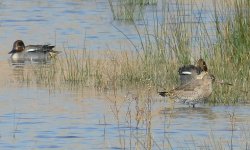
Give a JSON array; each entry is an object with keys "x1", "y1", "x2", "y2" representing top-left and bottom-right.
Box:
[{"x1": 0, "y1": 0, "x2": 249, "y2": 149}]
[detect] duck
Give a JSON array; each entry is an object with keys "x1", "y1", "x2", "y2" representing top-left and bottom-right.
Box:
[
  {"x1": 178, "y1": 59, "x2": 208, "y2": 85},
  {"x1": 158, "y1": 72, "x2": 215, "y2": 108},
  {"x1": 8, "y1": 40, "x2": 59, "y2": 62}
]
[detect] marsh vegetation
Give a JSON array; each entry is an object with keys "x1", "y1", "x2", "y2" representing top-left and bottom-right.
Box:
[
  {"x1": 16, "y1": 0, "x2": 250, "y2": 105},
  {"x1": 2, "y1": 0, "x2": 250, "y2": 149}
]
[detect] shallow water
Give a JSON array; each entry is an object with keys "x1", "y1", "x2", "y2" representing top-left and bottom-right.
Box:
[
  {"x1": 0, "y1": 0, "x2": 133, "y2": 57},
  {"x1": 0, "y1": 75, "x2": 250, "y2": 149},
  {"x1": 0, "y1": 0, "x2": 249, "y2": 149},
  {"x1": 0, "y1": 0, "x2": 218, "y2": 58}
]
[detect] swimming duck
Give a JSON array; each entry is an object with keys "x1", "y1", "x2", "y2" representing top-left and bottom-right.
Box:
[
  {"x1": 8, "y1": 40, "x2": 59, "y2": 62},
  {"x1": 158, "y1": 72, "x2": 215, "y2": 107},
  {"x1": 178, "y1": 59, "x2": 208, "y2": 85}
]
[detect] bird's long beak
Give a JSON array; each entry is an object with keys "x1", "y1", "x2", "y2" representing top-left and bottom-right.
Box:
[{"x1": 215, "y1": 80, "x2": 233, "y2": 86}]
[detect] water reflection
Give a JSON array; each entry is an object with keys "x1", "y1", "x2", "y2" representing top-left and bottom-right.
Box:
[
  {"x1": 0, "y1": 0, "x2": 250, "y2": 149},
  {"x1": 9, "y1": 58, "x2": 52, "y2": 67},
  {"x1": 0, "y1": 79, "x2": 249, "y2": 149},
  {"x1": 160, "y1": 106, "x2": 217, "y2": 120}
]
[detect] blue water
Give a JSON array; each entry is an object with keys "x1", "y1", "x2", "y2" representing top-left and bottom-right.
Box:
[
  {"x1": 0, "y1": 85, "x2": 249, "y2": 149},
  {"x1": 0, "y1": 0, "x2": 124, "y2": 54},
  {"x1": 0, "y1": 69, "x2": 249, "y2": 149},
  {"x1": 0, "y1": 0, "x2": 219, "y2": 58},
  {"x1": 0, "y1": 0, "x2": 249, "y2": 149}
]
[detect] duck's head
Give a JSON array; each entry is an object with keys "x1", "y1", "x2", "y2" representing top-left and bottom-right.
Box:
[
  {"x1": 196, "y1": 59, "x2": 208, "y2": 72},
  {"x1": 8, "y1": 40, "x2": 25, "y2": 54}
]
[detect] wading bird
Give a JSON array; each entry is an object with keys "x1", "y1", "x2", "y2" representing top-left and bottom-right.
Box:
[{"x1": 158, "y1": 71, "x2": 215, "y2": 108}]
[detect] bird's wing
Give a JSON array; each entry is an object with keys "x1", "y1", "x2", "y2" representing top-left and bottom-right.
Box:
[
  {"x1": 26, "y1": 45, "x2": 55, "y2": 52},
  {"x1": 173, "y1": 79, "x2": 202, "y2": 91}
]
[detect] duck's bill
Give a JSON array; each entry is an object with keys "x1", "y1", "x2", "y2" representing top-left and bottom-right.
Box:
[
  {"x1": 215, "y1": 80, "x2": 233, "y2": 86},
  {"x1": 8, "y1": 49, "x2": 16, "y2": 54}
]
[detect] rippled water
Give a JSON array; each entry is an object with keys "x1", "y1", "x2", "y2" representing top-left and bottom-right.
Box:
[
  {"x1": 0, "y1": 81, "x2": 250, "y2": 149},
  {"x1": 0, "y1": 0, "x2": 132, "y2": 56},
  {"x1": 0, "y1": 0, "x2": 250, "y2": 149}
]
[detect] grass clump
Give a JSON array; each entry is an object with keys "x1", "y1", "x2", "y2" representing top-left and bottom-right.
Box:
[
  {"x1": 14, "y1": 0, "x2": 250, "y2": 105},
  {"x1": 56, "y1": 49, "x2": 179, "y2": 92},
  {"x1": 107, "y1": 0, "x2": 250, "y2": 104},
  {"x1": 59, "y1": 49, "x2": 91, "y2": 86},
  {"x1": 208, "y1": 0, "x2": 250, "y2": 104}
]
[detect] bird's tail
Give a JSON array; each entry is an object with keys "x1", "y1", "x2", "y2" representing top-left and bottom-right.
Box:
[{"x1": 49, "y1": 51, "x2": 61, "y2": 58}]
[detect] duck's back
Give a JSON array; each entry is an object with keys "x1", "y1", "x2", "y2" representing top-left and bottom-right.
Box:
[
  {"x1": 178, "y1": 65, "x2": 202, "y2": 85},
  {"x1": 25, "y1": 45, "x2": 55, "y2": 52}
]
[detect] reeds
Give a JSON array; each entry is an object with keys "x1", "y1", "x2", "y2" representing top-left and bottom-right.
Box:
[
  {"x1": 14, "y1": 0, "x2": 250, "y2": 104},
  {"x1": 104, "y1": 87, "x2": 250, "y2": 149},
  {"x1": 9, "y1": 2, "x2": 250, "y2": 148},
  {"x1": 208, "y1": 0, "x2": 250, "y2": 104},
  {"x1": 108, "y1": 0, "x2": 157, "y2": 22}
]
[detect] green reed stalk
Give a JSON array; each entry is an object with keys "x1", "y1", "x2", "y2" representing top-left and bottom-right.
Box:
[{"x1": 21, "y1": 0, "x2": 250, "y2": 104}]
